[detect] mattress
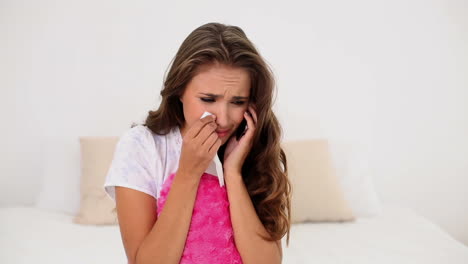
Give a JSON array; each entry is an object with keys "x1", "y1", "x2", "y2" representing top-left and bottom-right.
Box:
[
  {"x1": 1, "y1": 205, "x2": 467, "y2": 263},
  {"x1": 281, "y1": 205, "x2": 468, "y2": 263}
]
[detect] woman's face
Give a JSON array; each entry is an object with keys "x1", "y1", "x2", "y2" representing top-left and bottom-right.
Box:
[{"x1": 179, "y1": 62, "x2": 251, "y2": 145}]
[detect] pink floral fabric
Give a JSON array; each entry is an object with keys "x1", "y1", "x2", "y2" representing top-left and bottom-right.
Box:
[{"x1": 157, "y1": 172, "x2": 243, "y2": 264}]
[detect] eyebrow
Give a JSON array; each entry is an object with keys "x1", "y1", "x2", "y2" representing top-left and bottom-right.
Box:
[{"x1": 198, "y1": 93, "x2": 249, "y2": 100}]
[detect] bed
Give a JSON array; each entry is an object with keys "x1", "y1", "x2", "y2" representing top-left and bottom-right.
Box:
[{"x1": 2, "y1": 204, "x2": 468, "y2": 264}]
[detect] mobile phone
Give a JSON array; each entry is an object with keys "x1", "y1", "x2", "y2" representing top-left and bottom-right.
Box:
[{"x1": 235, "y1": 118, "x2": 248, "y2": 141}]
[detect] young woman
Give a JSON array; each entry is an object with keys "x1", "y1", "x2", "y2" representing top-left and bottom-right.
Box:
[{"x1": 104, "y1": 22, "x2": 291, "y2": 264}]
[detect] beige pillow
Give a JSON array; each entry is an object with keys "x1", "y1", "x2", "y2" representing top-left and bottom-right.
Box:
[
  {"x1": 281, "y1": 139, "x2": 355, "y2": 224},
  {"x1": 73, "y1": 137, "x2": 120, "y2": 225}
]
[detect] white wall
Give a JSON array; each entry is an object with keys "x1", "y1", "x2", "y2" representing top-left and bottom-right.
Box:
[{"x1": 1, "y1": 0, "x2": 467, "y2": 245}]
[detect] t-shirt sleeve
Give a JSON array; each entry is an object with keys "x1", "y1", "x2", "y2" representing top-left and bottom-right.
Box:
[{"x1": 103, "y1": 126, "x2": 158, "y2": 203}]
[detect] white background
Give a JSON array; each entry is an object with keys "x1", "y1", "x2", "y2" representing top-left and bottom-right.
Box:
[{"x1": 1, "y1": 0, "x2": 467, "y2": 246}]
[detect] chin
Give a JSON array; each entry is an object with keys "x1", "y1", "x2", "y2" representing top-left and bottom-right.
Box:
[
  {"x1": 220, "y1": 136, "x2": 229, "y2": 145},
  {"x1": 221, "y1": 134, "x2": 233, "y2": 145}
]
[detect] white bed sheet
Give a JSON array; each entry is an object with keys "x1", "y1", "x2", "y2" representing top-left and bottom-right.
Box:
[
  {"x1": 1, "y1": 205, "x2": 468, "y2": 264},
  {"x1": 281, "y1": 205, "x2": 468, "y2": 263}
]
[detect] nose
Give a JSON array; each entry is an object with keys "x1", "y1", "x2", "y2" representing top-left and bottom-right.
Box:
[{"x1": 212, "y1": 104, "x2": 229, "y2": 129}]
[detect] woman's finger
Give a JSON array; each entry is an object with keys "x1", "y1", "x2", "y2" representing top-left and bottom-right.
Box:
[
  {"x1": 244, "y1": 111, "x2": 256, "y2": 135},
  {"x1": 248, "y1": 105, "x2": 258, "y2": 124},
  {"x1": 186, "y1": 115, "x2": 216, "y2": 139}
]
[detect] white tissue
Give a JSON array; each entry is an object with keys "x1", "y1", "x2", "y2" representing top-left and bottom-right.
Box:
[{"x1": 201, "y1": 111, "x2": 224, "y2": 187}]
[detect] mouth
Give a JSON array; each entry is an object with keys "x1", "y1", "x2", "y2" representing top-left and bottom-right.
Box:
[{"x1": 216, "y1": 129, "x2": 230, "y2": 137}]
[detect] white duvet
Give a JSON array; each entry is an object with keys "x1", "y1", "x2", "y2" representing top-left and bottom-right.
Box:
[{"x1": 1, "y1": 205, "x2": 468, "y2": 263}]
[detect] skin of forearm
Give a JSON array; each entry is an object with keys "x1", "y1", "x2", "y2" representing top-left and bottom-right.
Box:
[
  {"x1": 135, "y1": 170, "x2": 200, "y2": 264},
  {"x1": 225, "y1": 171, "x2": 282, "y2": 264}
]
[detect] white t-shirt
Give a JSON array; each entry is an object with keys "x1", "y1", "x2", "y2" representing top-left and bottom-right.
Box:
[{"x1": 103, "y1": 125, "x2": 183, "y2": 202}]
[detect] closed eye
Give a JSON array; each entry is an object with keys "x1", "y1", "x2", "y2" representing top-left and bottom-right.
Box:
[
  {"x1": 200, "y1": 98, "x2": 246, "y2": 105},
  {"x1": 200, "y1": 98, "x2": 215, "y2": 103}
]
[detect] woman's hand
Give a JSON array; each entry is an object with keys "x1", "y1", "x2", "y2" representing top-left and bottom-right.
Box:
[
  {"x1": 177, "y1": 115, "x2": 222, "y2": 181},
  {"x1": 223, "y1": 104, "x2": 258, "y2": 175}
]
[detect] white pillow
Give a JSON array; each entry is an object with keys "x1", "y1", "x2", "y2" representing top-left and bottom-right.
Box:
[
  {"x1": 33, "y1": 135, "x2": 381, "y2": 218},
  {"x1": 281, "y1": 139, "x2": 355, "y2": 223},
  {"x1": 327, "y1": 138, "x2": 383, "y2": 218}
]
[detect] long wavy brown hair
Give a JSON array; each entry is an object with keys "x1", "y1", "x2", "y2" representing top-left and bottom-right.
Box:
[{"x1": 136, "y1": 22, "x2": 291, "y2": 246}]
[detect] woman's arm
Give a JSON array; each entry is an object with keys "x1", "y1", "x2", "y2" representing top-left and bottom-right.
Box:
[
  {"x1": 118, "y1": 115, "x2": 220, "y2": 264},
  {"x1": 224, "y1": 171, "x2": 283, "y2": 264},
  {"x1": 116, "y1": 170, "x2": 200, "y2": 264}
]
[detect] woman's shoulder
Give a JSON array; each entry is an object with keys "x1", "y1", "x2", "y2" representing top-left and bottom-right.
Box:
[
  {"x1": 120, "y1": 124, "x2": 162, "y2": 143},
  {"x1": 116, "y1": 125, "x2": 147, "y2": 148},
  {"x1": 122, "y1": 124, "x2": 152, "y2": 138},
  {"x1": 119, "y1": 124, "x2": 179, "y2": 152}
]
